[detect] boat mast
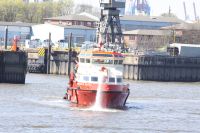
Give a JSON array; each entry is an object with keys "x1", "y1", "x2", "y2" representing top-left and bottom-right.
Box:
[{"x1": 97, "y1": 0, "x2": 125, "y2": 49}]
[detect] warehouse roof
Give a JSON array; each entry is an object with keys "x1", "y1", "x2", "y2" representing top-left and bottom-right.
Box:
[
  {"x1": 44, "y1": 12, "x2": 184, "y2": 24},
  {"x1": 120, "y1": 15, "x2": 183, "y2": 23},
  {"x1": 123, "y1": 29, "x2": 171, "y2": 36},
  {"x1": 44, "y1": 14, "x2": 97, "y2": 22},
  {"x1": 161, "y1": 23, "x2": 200, "y2": 30},
  {"x1": 54, "y1": 24, "x2": 96, "y2": 30},
  {"x1": 0, "y1": 21, "x2": 35, "y2": 27}
]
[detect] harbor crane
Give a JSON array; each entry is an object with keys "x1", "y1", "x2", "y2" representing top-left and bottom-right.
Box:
[
  {"x1": 97, "y1": 0, "x2": 125, "y2": 49},
  {"x1": 125, "y1": 0, "x2": 151, "y2": 16}
]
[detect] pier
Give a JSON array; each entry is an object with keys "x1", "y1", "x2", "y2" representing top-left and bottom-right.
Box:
[
  {"x1": 123, "y1": 55, "x2": 200, "y2": 82},
  {"x1": 50, "y1": 50, "x2": 77, "y2": 75},
  {"x1": 27, "y1": 49, "x2": 77, "y2": 75},
  {"x1": 27, "y1": 50, "x2": 200, "y2": 82}
]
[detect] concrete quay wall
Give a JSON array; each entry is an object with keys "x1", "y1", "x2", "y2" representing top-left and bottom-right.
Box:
[
  {"x1": 123, "y1": 55, "x2": 200, "y2": 82},
  {"x1": 27, "y1": 49, "x2": 77, "y2": 75},
  {"x1": 27, "y1": 49, "x2": 200, "y2": 82}
]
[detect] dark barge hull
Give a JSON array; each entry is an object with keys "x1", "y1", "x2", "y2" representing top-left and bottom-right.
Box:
[{"x1": 0, "y1": 51, "x2": 27, "y2": 84}]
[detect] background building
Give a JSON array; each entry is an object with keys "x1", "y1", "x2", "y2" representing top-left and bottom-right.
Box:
[
  {"x1": 44, "y1": 14, "x2": 97, "y2": 28},
  {"x1": 42, "y1": 12, "x2": 183, "y2": 49},
  {"x1": 44, "y1": 12, "x2": 183, "y2": 31},
  {"x1": 161, "y1": 23, "x2": 200, "y2": 44},
  {"x1": 0, "y1": 22, "x2": 34, "y2": 46},
  {"x1": 31, "y1": 23, "x2": 96, "y2": 45},
  {"x1": 0, "y1": 11, "x2": 185, "y2": 50},
  {"x1": 123, "y1": 29, "x2": 171, "y2": 50},
  {"x1": 120, "y1": 15, "x2": 183, "y2": 31}
]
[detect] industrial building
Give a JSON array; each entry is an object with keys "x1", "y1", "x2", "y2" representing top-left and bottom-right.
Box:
[
  {"x1": 123, "y1": 22, "x2": 200, "y2": 51},
  {"x1": 31, "y1": 23, "x2": 96, "y2": 45},
  {"x1": 0, "y1": 13, "x2": 184, "y2": 49},
  {"x1": 43, "y1": 14, "x2": 97, "y2": 28},
  {"x1": 0, "y1": 8, "x2": 185, "y2": 50},
  {"x1": 123, "y1": 29, "x2": 171, "y2": 50},
  {"x1": 161, "y1": 23, "x2": 200, "y2": 44},
  {"x1": 44, "y1": 12, "x2": 183, "y2": 31},
  {"x1": 0, "y1": 22, "x2": 34, "y2": 46},
  {"x1": 120, "y1": 15, "x2": 183, "y2": 31}
]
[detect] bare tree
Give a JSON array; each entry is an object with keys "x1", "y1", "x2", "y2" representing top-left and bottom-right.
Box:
[
  {"x1": 58, "y1": 0, "x2": 74, "y2": 16},
  {"x1": 74, "y1": 4, "x2": 93, "y2": 14}
]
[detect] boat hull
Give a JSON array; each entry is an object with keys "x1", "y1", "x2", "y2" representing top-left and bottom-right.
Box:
[{"x1": 65, "y1": 88, "x2": 130, "y2": 109}]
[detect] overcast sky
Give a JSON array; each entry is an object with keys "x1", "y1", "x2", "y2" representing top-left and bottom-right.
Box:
[{"x1": 74, "y1": 0, "x2": 200, "y2": 20}]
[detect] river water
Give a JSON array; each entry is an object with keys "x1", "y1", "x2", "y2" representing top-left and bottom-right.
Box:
[{"x1": 0, "y1": 74, "x2": 200, "y2": 133}]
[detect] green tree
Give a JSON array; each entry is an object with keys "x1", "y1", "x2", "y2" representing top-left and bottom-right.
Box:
[
  {"x1": 0, "y1": 0, "x2": 23, "y2": 21},
  {"x1": 0, "y1": 0, "x2": 74, "y2": 23}
]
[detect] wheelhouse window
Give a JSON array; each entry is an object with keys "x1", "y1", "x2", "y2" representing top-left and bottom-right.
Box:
[
  {"x1": 92, "y1": 59, "x2": 102, "y2": 64},
  {"x1": 92, "y1": 59, "x2": 113, "y2": 64},
  {"x1": 93, "y1": 54, "x2": 113, "y2": 57},
  {"x1": 86, "y1": 59, "x2": 90, "y2": 63},
  {"x1": 119, "y1": 60, "x2": 123, "y2": 64},
  {"x1": 83, "y1": 76, "x2": 89, "y2": 81},
  {"x1": 114, "y1": 60, "x2": 123, "y2": 64},
  {"x1": 91, "y1": 76, "x2": 98, "y2": 82},
  {"x1": 109, "y1": 77, "x2": 115, "y2": 83},
  {"x1": 104, "y1": 60, "x2": 113, "y2": 64},
  {"x1": 80, "y1": 58, "x2": 85, "y2": 63},
  {"x1": 117, "y1": 78, "x2": 122, "y2": 83}
]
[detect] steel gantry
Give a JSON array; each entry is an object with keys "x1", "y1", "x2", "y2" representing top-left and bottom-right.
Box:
[{"x1": 97, "y1": 0, "x2": 125, "y2": 48}]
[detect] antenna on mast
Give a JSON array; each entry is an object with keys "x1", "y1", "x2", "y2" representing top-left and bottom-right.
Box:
[{"x1": 168, "y1": 5, "x2": 171, "y2": 16}]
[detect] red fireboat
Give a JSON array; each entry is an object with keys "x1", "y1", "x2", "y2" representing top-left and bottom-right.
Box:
[
  {"x1": 64, "y1": 49, "x2": 130, "y2": 108},
  {"x1": 64, "y1": 0, "x2": 130, "y2": 109}
]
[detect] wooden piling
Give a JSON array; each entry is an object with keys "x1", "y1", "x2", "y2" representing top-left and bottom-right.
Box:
[
  {"x1": 47, "y1": 32, "x2": 51, "y2": 74},
  {"x1": 0, "y1": 52, "x2": 3, "y2": 83}
]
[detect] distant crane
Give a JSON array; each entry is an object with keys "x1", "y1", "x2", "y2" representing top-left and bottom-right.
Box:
[
  {"x1": 183, "y1": 1, "x2": 189, "y2": 20},
  {"x1": 193, "y1": 2, "x2": 199, "y2": 21},
  {"x1": 125, "y1": 0, "x2": 151, "y2": 16},
  {"x1": 183, "y1": 1, "x2": 199, "y2": 22}
]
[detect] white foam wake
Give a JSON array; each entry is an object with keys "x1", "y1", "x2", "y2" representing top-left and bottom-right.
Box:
[{"x1": 90, "y1": 72, "x2": 104, "y2": 111}]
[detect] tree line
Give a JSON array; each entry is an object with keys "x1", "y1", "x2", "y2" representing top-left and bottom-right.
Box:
[
  {"x1": 0, "y1": 0, "x2": 101, "y2": 24},
  {"x1": 0, "y1": 0, "x2": 74, "y2": 23}
]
